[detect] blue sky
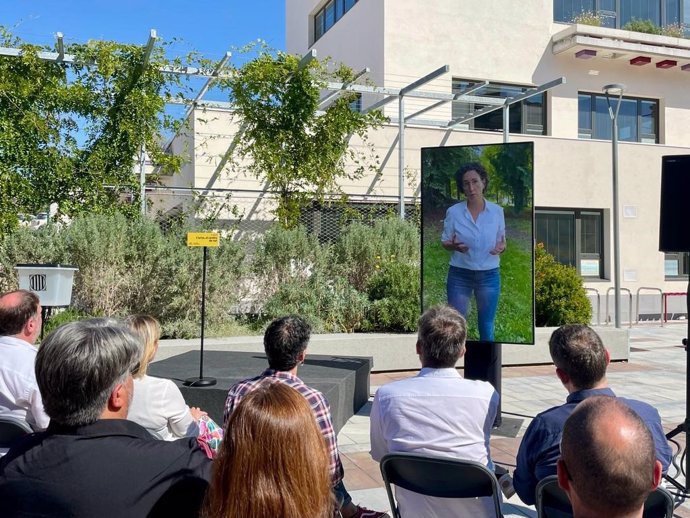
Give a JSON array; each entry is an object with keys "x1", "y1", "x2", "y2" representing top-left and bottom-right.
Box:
[{"x1": 2, "y1": 0, "x2": 285, "y2": 59}]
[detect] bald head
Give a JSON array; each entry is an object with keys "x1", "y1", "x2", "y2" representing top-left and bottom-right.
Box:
[
  {"x1": 558, "y1": 396, "x2": 661, "y2": 518},
  {"x1": 0, "y1": 290, "x2": 42, "y2": 343}
]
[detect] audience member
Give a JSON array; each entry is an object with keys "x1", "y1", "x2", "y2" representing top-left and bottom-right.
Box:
[
  {"x1": 370, "y1": 305, "x2": 500, "y2": 517},
  {"x1": 513, "y1": 324, "x2": 671, "y2": 505},
  {"x1": 206, "y1": 381, "x2": 333, "y2": 518},
  {"x1": 0, "y1": 319, "x2": 211, "y2": 518},
  {"x1": 558, "y1": 396, "x2": 662, "y2": 518},
  {"x1": 0, "y1": 289, "x2": 49, "y2": 430},
  {"x1": 126, "y1": 315, "x2": 206, "y2": 440},
  {"x1": 224, "y1": 315, "x2": 388, "y2": 518}
]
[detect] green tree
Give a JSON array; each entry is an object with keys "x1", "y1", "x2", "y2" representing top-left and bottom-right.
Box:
[
  {"x1": 0, "y1": 27, "x2": 188, "y2": 233},
  {"x1": 223, "y1": 50, "x2": 385, "y2": 228},
  {"x1": 482, "y1": 143, "x2": 533, "y2": 214}
]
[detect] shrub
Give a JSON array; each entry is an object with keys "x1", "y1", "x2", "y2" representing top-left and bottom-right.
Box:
[
  {"x1": 262, "y1": 273, "x2": 370, "y2": 333},
  {"x1": 622, "y1": 19, "x2": 662, "y2": 35},
  {"x1": 0, "y1": 225, "x2": 68, "y2": 293},
  {"x1": 662, "y1": 24, "x2": 685, "y2": 38},
  {"x1": 572, "y1": 11, "x2": 603, "y2": 26},
  {"x1": 365, "y1": 261, "x2": 420, "y2": 332},
  {"x1": 334, "y1": 217, "x2": 419, "y2": 291},
  {"x1": 535, "y1": 243, "x2": 592, "y2": 327},
  {"x1": 251, "y1": 225, "x2": 331, "y2": 301},
  {"x1": 1, "y1": 213, "x2": 245, "y2": 336},
  {"x1": 42, "y1": 308, "x2": 89, "y2": 337}
]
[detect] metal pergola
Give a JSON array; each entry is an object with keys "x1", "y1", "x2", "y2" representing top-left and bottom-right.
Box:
[{"x1": 0, "y1": 31, "x2": 566, "y2": 218}]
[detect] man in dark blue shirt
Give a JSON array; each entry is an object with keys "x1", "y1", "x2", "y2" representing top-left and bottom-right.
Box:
[{"x1": 513, "y1": 324, "x2": 672, "y2": 505}]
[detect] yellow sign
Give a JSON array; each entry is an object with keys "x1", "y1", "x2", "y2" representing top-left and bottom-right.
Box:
[{"x1": 187, "y1": 232, "x2": 220, "y2": 247}]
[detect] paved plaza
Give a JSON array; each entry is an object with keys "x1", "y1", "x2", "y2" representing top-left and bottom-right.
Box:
[{"x1": 338, "y1": 323, "x2": 690, "y2": 517}]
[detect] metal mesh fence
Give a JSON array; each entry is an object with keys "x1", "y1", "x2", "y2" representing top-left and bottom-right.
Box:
[{"x1": 145, "y1": 186, "x2": 420, "y2": 243}]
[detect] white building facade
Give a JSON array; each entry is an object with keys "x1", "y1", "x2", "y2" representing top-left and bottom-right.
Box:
[
  {"x1": 160, "y1": 0, "x2": 690, "y2": 323},
  {"x1": 283, "y1": 0, "x2": 690, "y2": 321}
]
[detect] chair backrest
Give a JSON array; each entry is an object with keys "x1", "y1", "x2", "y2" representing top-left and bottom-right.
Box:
[
  {"x1": 379, "y1": 452, "x2": 503, "y2": 518},
  {"x1": 0, "y1": 415, "x2": 33, "y2": 448},
  {"x1": 536, "y1": 475, "x2": 675, "y2": 518}
]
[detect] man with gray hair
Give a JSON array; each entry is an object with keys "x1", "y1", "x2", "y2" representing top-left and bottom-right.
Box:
[
  {"x1": 0, "y1": 289, "x2": 49, "y2": 431},
  {"x1": 558, "y1": 396, "x2": 662, "y2": 518},
  {"x1": 0, "y1": 319, "x2": 211, "y2": 518},
  {"x1": 370, "y1": 305, "x2": 499, "y2": 517},
  {"x1": 513, "y1": 324, "x2": 671, "y2": 505}
]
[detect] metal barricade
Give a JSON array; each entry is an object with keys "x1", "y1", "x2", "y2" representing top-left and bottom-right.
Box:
[
  {"x1": 662, "y1": 292, "x2": 688, "y2": 323},
  {"x1": 585, "y1": 287, "x2": 600, "y2": 326},
  {"x1": 635, "y1": 287, "x2": 663, "y2": 326},
  {"x1": 605, "y1": 287, "x2": 633, "y2": 327}
]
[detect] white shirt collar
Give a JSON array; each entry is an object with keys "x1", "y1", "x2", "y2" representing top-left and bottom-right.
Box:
[{"x1": 418, "y1": 367, "x2": 462, "y2": 378}]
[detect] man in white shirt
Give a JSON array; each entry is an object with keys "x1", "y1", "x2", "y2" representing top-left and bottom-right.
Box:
[
  {"x1": 370, "y1": 305, "x2": 500, "y2": 518},
  {"x1": 0, "y1": 290, "x2": 49, "y2": 430}
]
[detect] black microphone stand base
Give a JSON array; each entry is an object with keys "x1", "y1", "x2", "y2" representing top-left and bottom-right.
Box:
[{"x1": 183, "y1": 377, "x2": 217, "y2": 387}]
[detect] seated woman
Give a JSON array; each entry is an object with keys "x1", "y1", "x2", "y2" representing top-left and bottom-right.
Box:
[
  {"x1": 204, "y1": 381, "x2": 334, "y2": 518},
  {"x1": 126, "y1": 315, "x2": 205, "y2": 440}
]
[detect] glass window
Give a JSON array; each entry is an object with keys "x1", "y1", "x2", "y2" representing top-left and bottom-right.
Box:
[
  {"x1": 536, "y1": 209, "x2": 604, "y2": 278},
  {"x1": 554, "y1": 0, "x2": 596, "y2": 22},
  {"x1": 578, "y1": 94, "x2": 592, "y2": 138},
  {"x1": 314, "y1": 11, "x2": 325, "y2": 41},
  {"x1": 314, "y1": 0, "x2": 358, "y2": 42},
  {"x1": 665, "y1": 252, "x2": 689, "y2": 277},
  {"x1": 324, "y1": 1, "x2": 336, "y2": 31},
  {"x1": 554, "y1": 0, "x2": 682, "y2": 29},
  {"x1": 452, "y1": 79, "x2": 546, "y2": 135},
  {"x1": 578, "y1": 93, "x2": 659, "y2": 143}
]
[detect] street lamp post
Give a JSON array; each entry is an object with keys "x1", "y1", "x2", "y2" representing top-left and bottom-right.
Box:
[{"x1": 603, "y1": 83, "x2": 625, "y2": 328}]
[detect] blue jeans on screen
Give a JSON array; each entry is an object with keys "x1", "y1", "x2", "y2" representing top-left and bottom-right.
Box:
[{"x1": 447, "y1": 266, "x2": 500, "y2": 342}]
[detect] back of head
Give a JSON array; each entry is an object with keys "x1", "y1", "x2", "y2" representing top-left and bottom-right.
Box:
[
  {"x1": 125, "y1": 315, "x2": 161, "y2": 378},
  {"x1": 549, "y1": 324, "x2": 607, "y2": 389},
  {"x1": 263, "y1": 315, "x2": 310, "y2": 371},
  {"x1": 418, "y1": 305, "x2": 466, "y2": 369},
  {"x1": 0, "y1": 289, "x2": 40, "y2": 336},
  {"x1": 206, "y1": 381, "x2": 332, "y2": 518},
  {"x1": 36, "y1": 318, "x2": 142, "y2": 427},
  {"x1": 560, "y1": 396, "x2": 657, "y2": 517}
]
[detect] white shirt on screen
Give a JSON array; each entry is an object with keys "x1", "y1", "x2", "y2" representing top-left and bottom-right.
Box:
[
  {"x1": 442, "y1": 200, "x2": 505, "y2": 271},
  {"x1": 370, "y1": 367, "x2": 500, "y2": 518}
]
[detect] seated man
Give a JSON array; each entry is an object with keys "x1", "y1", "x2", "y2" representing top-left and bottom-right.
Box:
[
  {"x1": 224, "y1": 315, "x2": 388, "y2": 518},
  {"x1": 0, "y1": 319, "x2": 211, "y2": 518},
  {"x1": 0, "y1": 290, "x2": 49, "y2": 430},
  {"x1": 558, "y1": 396, "x2": 662, "y2": 518},
  {"x1": 370, "y1": 305, "x2": 500, "y2": 517},
  {"x1": 514, "y1": 324, "x2": 671, "y2": 505}
]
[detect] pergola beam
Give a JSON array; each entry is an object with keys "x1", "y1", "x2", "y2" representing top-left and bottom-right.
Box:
[
  {"x1": 447, "y1": 76, "x2": 566, "y2": 128},
  {"x1": 318, "y1": 67, "x2": 369, "y2": 109}
]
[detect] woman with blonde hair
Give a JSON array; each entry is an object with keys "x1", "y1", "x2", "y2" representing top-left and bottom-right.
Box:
[
  {"x1": 126, "y1": 315, "x2": 206, "y2": 440},
  {"x1": 205, "y1": 381, "x2": 334, "y2": 518}
]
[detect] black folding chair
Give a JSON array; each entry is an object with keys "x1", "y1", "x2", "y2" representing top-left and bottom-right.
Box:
[
  {"x1": 0, "y1": 415, "x2": 33, "y2": 450},
  {"x1": 535, "y1": 475, "x2": 674, "y2": 518},
  {"x1": 379, "y1": 452, "x2": 503, "y2": 518}
]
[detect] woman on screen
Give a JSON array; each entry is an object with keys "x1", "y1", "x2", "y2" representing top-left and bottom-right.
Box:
[{"x1": 441, "y1": 162, "x2": 505, "y2": 342}]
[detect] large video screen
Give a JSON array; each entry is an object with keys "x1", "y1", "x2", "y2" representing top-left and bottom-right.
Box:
[{"x1": 421, "y1": 142, "x2": 535, "y2": 345}]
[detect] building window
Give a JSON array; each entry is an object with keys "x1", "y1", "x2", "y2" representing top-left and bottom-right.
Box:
[
  {"x1": 536, "y1": 208, "x2": 605, "y2": 278},
  {"x1": 554, "y1": 0, "x2": 689, "y2": 33},
  {"x1": 665, "y1": 252, "x2": 689, "y2": 278},
  {"x1": 314, "y1": 0, "x2": 359, "y2": 43},
  {"x1": 578, "y1": 93, "x2": 658, "y2": 143},
  {"x1": 452, "y1": 79, "x2": 547, "y2": 135}
]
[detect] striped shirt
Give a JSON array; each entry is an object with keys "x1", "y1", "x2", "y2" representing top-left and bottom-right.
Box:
[{"x1": 223, "y1": 369, "x2": 343, "y2": 486}]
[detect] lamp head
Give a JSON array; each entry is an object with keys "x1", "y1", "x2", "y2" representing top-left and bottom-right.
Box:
[{"x1": 603, "y1": 83, "x2": 626, "y2": 96}]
